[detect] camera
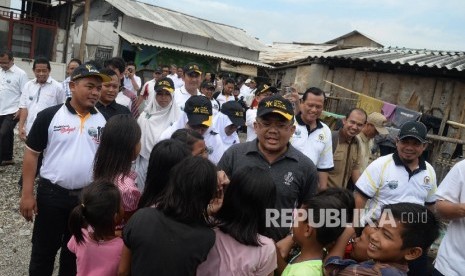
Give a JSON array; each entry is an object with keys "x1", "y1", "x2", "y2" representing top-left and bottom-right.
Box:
[{"x1": 128, "y1": 68, "x2": 133, "y2": 73}]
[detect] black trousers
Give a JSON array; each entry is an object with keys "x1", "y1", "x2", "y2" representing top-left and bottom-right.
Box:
[
  {"x1": 0, "y1": 113, "x2": 18, "y2": 161},
  {"x1": 29, "y1": 178, "x2": 81, "y2": 276}
]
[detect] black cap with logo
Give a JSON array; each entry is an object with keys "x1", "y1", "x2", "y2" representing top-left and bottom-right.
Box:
[
  {"x1": 155, "y1": 77, "x2": 175, "y2": 93},
  {"x1": 398, "y1": 121, "x2": 428, "y2": 143},
  {"x1": 257, "y1": 94, "x2": 294, "y2": 121},
  {"x1": 184, "y1": 95, "x2": 212, "y2": 127},
  {"x1": 183, "y1": 62, "x2": 202, "y2": 75},
  {"x1": 71, "y1": 64, "x2": 111, "y2": 82},
  {"x1": 221, "y1": 101, "x2": 245, "y2": 126}
]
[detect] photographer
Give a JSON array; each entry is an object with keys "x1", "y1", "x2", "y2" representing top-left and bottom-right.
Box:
[{"x1": 123, "y1": 61, "x2": 141, "y2": 93}]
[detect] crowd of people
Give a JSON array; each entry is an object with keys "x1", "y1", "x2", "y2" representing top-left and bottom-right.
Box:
[{"x1": 0, "y1": 47, "x2": 463, "y2": 276}]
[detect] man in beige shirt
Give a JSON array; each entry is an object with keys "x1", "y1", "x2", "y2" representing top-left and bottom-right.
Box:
[
  {"x1": 357, "y1": 112, "x2": 389, "y2": 172},
  {"x1": 328, "y1": 108, "x2": 367, "y2": 190}
]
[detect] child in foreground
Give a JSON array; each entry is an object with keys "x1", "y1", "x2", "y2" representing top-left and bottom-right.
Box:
[
  {"x1": 93, "y1": 114, "x2": 141, "y2": 226},
  {"x1": 67, "y1": 181, "x2": 124, "y2": 276},
  {"x1": 325, "y1": 202, "x2": 441, "y2": 276},
  {"x1": 280, "y1": 188, "x2": 355, "y2": 276}
]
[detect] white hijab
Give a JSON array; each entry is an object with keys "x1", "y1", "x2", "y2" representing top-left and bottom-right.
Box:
[
  {"x1": 138, "y1": 95, "x2": 179, "y2": 159},
  {"x1": 211, "y1": 112, "x2": 240, "y2": 149}
]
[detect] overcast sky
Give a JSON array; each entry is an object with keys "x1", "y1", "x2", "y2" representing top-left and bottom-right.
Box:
[{"x1": 139, "y1": 0, "x2": 465, "y2": 51}]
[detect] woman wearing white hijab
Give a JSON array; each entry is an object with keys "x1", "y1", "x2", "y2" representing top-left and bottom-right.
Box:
[
  {"x1": 136, "y1": 77, "x2": 179, "y2": 190},
  {"x1": 211, "y1": 101, "x2": 245, "y2": 151}
]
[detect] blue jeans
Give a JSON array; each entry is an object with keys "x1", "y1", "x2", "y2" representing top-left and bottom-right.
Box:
[
  {"x1": 0, "y1": 113, "x2": 18, "y2": 161},
  {"x1": 29, "y1": 178, "x2": 81, "y2": 276}
]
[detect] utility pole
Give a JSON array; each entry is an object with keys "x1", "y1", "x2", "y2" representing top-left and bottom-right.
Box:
[{"x1": 79, "y1": 0, "x2": 90, "y2": 61}]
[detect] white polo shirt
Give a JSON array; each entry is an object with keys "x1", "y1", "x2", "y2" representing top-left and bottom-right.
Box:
[
  {"x1": 173, "y1": 85, "x2": 201, "y2": 111},
  {"x1": 434, "y1": 159, "x2": 465, "y2": 276},
  {"x1": 19, "y1": 76, "x2": 66, "y2": 134},
  {"x1": 290, "y1": 115, "x2": 334, "y2": 171},
  {"x1": 26, "y1": 100, "x2": 106, "y2": 189},
  {"x1": 355, "y1": 152, "x2": 437, "y2": 223},
  {"x1": 0, "y1": 63, "x2": 28, "y2": 115}
]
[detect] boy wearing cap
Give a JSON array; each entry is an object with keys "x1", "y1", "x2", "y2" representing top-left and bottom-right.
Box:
[
  {"x1": 357, "y1": 112, "x2": 389, "y2": 172},
  {"x1": 19, "y1": 64, "x2": 110, "y2": 275},
  {"x1": 218, "y1": 94, "x2": 318, "y2": 242},
  {"x1": 355, "y1": 120, "x2": 437, "y2": 223},
  {"x1": 173, "y1": 62, "x2": 202, "y2": 111},
  {"x1": 158, "y1": 95, "x2": 225, "y2": 164},
  {"x1": 211, "y1": 101, "x2": 245, "y2": 150},
  {"x1": 245, "y1": 84, "x2": 277, "y2": 142}
]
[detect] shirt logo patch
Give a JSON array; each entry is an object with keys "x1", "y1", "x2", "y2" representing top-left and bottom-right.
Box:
[
  {"x1": 283, "y1": 172, "x2": 294, "y2": 186},
  {"x1": 424, "y1": 176, "x2": 430, "y2": 185},
  {"x1": 207, "y1": 146, "x2": 214, "y2": 155},
  {"x1": 386, "y1": 180, "x2": 398, "y2": 190},
  {"x1": 88, "y1": 126, "x2": 104, "y2": 144},
  {"x1": 318, "y1": 134, "x2": 324, "y2": 141},
  {"x1": 294, "y1": 129, "x2": 301, "y2": 138},
  {"x1": 54, "y1": 125, "x2": 76, "y2": 134}
]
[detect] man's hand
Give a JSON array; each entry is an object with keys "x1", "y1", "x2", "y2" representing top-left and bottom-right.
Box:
[
  {"x1": 19, "y1": 128, "x2": 27, "y2": 141},
  {"x1": 20, "y1": 194, "x2": 37, "y2": 222}
]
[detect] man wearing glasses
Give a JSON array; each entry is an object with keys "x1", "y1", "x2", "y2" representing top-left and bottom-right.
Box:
[
  {"x1": 218, "y1": 94, "x2": 318, "y2": 242},
  {"x1": 290, "y1": 87, "x2": 334, "y2": 191}
]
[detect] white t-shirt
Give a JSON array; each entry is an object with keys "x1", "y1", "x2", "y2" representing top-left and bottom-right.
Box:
[
  {"x1": 434, "y1": 159, "x2": 465, "y2": 276},
  {"x1": 123, "y1": 75, "x2": 141, "y2": 92},
  {"x1": 290, "y1": 118, "x2": 333, "y2": 171},
  {"x1": 168, "y1": 74, "x2": 184, "y2": 88},
  {"x1": 215, "y1": 93, "x2": 235, "y2": 108},
  {"x1": 19, "y1": 76, "x2": 66, "y2": 134},
  {"x1": 355, "y1": 153, "x2": 437, "y2": 224},
  {"x1": 115, "y1": 92, "x2": 131, "y2": 111}
]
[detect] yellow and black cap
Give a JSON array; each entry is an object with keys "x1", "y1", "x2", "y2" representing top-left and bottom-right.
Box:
[
  {"x1": 71, "y1": 64, "x2": 111, "y2": 82},
  {"x1": 155, "y1": 77, "x2": 175, "y2": 93},
  {"x1": 185, "y1": 95, "x2": 213, "y2": 127},
  {"x1": 257, "y1": 94, "x2": 294, "y2": 121},
  {"x1": 255, "y1": 84, "x2": 278, "y2": 96},
  {"x1": 183, "y1": 62, "x2": 202, "y2": 75},
  {"x1": 221, "y1": 101, "x2": 245, "y2": 126}
]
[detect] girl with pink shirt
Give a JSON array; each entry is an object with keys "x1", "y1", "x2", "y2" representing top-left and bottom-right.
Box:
[
  {"x1": 93, "y1": 114, "x2": 141, "y2": 226},
  {"x1": 197, "y1": 167, "x2": 278, "y2": 276},
  {"x1": 68, "y1": 180, "x2": 124, "y2": 276}
]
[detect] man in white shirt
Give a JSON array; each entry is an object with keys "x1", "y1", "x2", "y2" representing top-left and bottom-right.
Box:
[
  {"x1": 123, "y1": 61, "x2": 141, "y2": 93},
  {"x1": 214, "y1": 77, "x2": 235, "y2": 108},
  {"x1": 169, "y1": 66, "x2": 184, "y2": 89},
  {"x1": 173, "y1": 62, "x2": 202, "y2": 111},
  {"x1": 18, "y1": 57, "x2": 66, "y2": 140},
  {"x1": 291, "y1": 87, "x2": 334, "y2": 190},
  {"x1": 61, "y1": 58, "x2": 81, "y2": 98},
  {"x1": 167, "y1": 64, "x2": 177, "y2": 79},
  {"x1": 434, "y1": 159, "x2": 465, "y2": 276},
  {"x1": 138, "y1": 67, "x2": 163, "y2": 109},
  {"x1": 0, "y1": 49, "x2": 28, "y2": 166}
]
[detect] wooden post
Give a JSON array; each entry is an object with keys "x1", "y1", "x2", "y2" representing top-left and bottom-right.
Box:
[{"x1": 79, "y1": 0, "x2": 90, "y2": 61}]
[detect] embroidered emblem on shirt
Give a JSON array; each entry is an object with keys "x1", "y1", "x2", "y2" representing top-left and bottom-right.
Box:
[
  {"x1": 386, "y1": 180, "x2": 398, "y2": 190},
  {"x1": 54, "y1": 125, "x2": 76, "y2": 134},
  {"x1": 88, "y1": 126, "x2": 104, "y2": 144},
  {"x1": 294, "y1": 129, "x2": 301, "y2": 138},
  {"x1": 283, "y1": 172, "x2": 294, "y2": 186},
  {"x1": 318, "y1": 134, "x2": 324, "y2": 141},
  {"x1": 207, "y1": 146, "x2": 214, "y2": 155},
  {"x1": 424, "y1": 176, "x2": 430, "y2": 185}
]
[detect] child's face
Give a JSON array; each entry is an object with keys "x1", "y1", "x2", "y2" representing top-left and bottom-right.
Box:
[
  {"x1": 367, "y1": 212, "x2": 408, "y2": 263},
  {"x1": 291, "y1": 208, "x2": 309, "y2": 245},
  {"x1": 350, "y1": 225, "x2": 375, "y2": 262}
]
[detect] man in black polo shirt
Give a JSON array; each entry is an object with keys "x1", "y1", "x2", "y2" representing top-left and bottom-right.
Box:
[
  {"x1": 19, "y1": 64, "x2": 110, "y2": 276},
  {"x1": 95, "y1": 68, "x2": 131, "y2": 120},
  {"x1": 218, "y1": 94, "x2": 318, "y2": 242}
]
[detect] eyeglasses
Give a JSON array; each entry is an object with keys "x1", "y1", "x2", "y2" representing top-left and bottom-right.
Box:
[{"x1": 256, "y1": 120, "x2": 293, "y2": 131}]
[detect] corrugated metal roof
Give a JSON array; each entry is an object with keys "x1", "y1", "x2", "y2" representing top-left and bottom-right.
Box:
[
  {"x1": 259, "y1": 43, "x2": 337, "y2": 64},
  {"x1": 317, "y1": 47, "x2": 465, "y2": 72},
  {"x1": 114, "y1": 29, "x2": 273, "y2": 68},
  {"x1": 324, "y1": 30, "x2": 383, "y2": 47},
  {"x1": 105, "y1": 0, "x2": 265, "y2": 52}
]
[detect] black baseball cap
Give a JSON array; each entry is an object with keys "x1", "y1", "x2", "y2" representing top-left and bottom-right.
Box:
[
  {"x1": 257, "y1": 94, "x2": 294, "y2": 121},
  {"x1": 154, "y1": 77, "x2": 174, "y2": 93},
  {"x1": 184, "y1": 95, "x2": 212, "y2": 127},
  {"x1": 183, "y1": 62, "x2": 202, "y2": 75},
  {"x1": 221, "y1": 101, "x2": 245, "y2": 126},
  {"x1": 154, "y1": 67, "x2": 162, "y2": 74},
  {"x1": 71, "y1": 64, "x2": 111, "y2": 82},
  {"x1": 398, "y1": 121, "x2": 427, "y2": 143}
]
